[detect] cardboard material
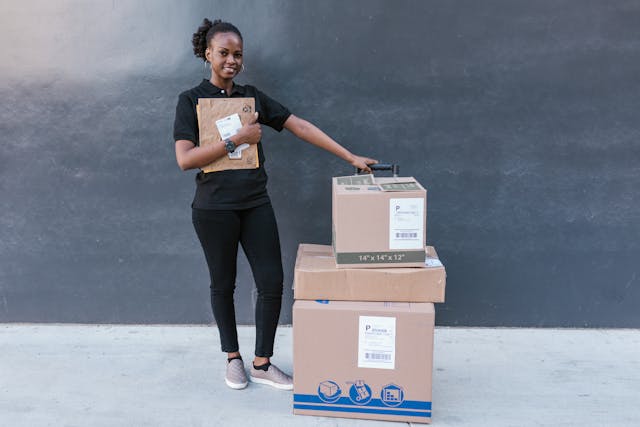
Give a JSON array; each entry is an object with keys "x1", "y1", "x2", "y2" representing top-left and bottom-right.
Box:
[
  {"x1": 293, "y1": 300, "x2": 435, "y2": 424},
  {"x1": 196, "y1": 97, "x2": 259, "y2": 172},
  {"x1": 293, "y1": 244, "x2": 446, "y2": 302},
  {"x1": 332, "y1": 175, "x2": 427, "y2": 268}
]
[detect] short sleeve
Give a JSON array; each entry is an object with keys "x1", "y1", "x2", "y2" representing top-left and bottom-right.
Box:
[
  {"x1": 173, "y1": 92, "x2": 198, "y2": 144},
  {"x1": 255, "y1": 89, "x2": 292, "y2": 132}
]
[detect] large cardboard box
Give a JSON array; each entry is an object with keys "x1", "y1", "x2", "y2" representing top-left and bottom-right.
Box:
[
  {"x1": 293, "y1": 300, "x2": 435, "y2": 424},
  {"x1": 293, "y1": 243, "x2": 446, "y2": 302},
  {"x1": 332, "y1": 175, "x2": 427, "y2": 268}
]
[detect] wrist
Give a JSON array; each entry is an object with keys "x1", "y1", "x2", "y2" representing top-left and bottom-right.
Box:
[
  {"x1": 223, "y1": 138, "x2": 236, "y2": 153},
  {"x1": 345, "y1": 152, "x2": 356, "y2": 163},
  {"x1": 233, "y1": 129, "x2": 246, "y2": 145}
]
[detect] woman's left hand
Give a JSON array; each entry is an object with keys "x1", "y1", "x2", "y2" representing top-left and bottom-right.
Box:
[{"x1": 350, "y1": 155, "x2": 378, "y2": 173}]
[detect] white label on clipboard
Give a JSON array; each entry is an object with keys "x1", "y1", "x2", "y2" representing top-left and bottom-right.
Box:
[
  {"x1": 227, "y1": 143, "x2": 250, "y2": 159},
  {"x1": 215, "y1": 113, "x2": 249, "y2": 159},
  {"x1": 216, "y1": 113, "x2": 242, "y2": 139}
]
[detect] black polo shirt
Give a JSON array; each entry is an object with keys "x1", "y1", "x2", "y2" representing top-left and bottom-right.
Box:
[{"x1": 173, "y1": 79, "x2": 291, "y2": 209}]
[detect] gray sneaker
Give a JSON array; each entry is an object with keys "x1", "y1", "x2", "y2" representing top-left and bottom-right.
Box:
[
  {"x1": 225, "y1": 358, "x2": 248, "y2": 390},
  {"x1": 249, "y1": 363, "x2": 293, "y2": 390}
]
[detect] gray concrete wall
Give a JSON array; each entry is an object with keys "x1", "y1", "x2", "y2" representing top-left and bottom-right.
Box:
[{"x1": 1, "y1": 0, "x2": 638, "y2": 326}]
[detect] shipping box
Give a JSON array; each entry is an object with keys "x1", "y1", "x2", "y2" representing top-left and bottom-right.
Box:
[
  {"x1": 332, "y1": 175, "x2": 427, "y2": 268},
  {"x1": 293, "y1": 300, "x2": 435, "y2": 424},
  {"x1": 293, "y1": 243, "x2": 446, "y2": 302}
]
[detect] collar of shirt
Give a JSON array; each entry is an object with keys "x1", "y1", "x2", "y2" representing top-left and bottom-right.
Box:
[{"x1": 199, "y1": 79, "x2": 246, "y2": 96}]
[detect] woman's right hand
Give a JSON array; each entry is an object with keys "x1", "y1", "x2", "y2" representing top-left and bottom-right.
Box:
[{"x1": 234, "y1": 112, "x2": 262, "y2": 145}]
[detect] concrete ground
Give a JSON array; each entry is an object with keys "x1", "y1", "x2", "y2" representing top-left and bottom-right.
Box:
[{"x1": 0, "y1": 325, "x2": 638, "y2": 427}]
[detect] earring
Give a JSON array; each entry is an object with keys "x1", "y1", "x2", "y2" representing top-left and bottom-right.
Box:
[{"x1": 241, "y1": 64, "x2": 245, "y2": 73}]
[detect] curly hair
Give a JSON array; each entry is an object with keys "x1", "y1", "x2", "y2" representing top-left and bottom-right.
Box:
[{"x1": 192, "y1": 18, "x2": 243, "y2": 61}]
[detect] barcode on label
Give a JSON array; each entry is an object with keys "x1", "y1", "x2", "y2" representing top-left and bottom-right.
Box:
[
  {"x1": 365, "y1": 352, "x2": 391, "y2": 361},
  {"x1": 395, "y1": 232, "x2": 418, "y2": 239}
]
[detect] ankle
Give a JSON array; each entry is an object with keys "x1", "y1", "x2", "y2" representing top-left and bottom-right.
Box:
[
  {"x1": 228, "y1": 351, "x2": 241, "y2": 361},
  {"x1": 252, "y1": 360, "x2": 271, "y2": 371},
  {"x1": 253, "y1": 356, "x2": 270, "y2": 366}
]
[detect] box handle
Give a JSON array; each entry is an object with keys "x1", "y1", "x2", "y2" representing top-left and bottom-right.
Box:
[{"x1": 355, "y1": 163, "x2": 399, "y2": 177}]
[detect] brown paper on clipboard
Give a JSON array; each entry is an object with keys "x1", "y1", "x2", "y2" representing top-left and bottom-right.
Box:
[{"x1": 196, "y1": 97, "x2": 259, "y2": 173}]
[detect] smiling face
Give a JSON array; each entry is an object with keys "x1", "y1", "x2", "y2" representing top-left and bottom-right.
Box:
[{"x1": 205, "y1": 32, "x2": 243, "y2": 84}]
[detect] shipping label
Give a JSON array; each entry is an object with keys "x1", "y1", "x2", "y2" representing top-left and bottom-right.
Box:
[
  {"x1": 358, "y1": 316, "x2": 396, "y2": 370},
  {"x1": 389, "y1": 198, "x2": 424, "y2": 250},
  {"x1": 215, "y1": 113, "x2": 249, "y2": 159},
  {"x1": 215, "y1": 112, "x2": 242, "y2": 139}
]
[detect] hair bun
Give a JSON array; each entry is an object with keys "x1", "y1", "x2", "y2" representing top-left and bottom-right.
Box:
[{"x1": 192, "y1": 18, "x2": 214, "y2": 60}]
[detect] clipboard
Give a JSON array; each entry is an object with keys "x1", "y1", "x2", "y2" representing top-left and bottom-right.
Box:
[{"x1": 196, "y1": 97, "x2": 259, "y2": 173}]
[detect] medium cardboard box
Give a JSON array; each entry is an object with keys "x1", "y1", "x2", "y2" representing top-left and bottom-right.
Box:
[
  {"x1": 293, "y1": 243, "x2": 446, "y2": 302},
  {"x1": 332, "y1": 175, "x2": 427, "y2": 268},
  {"x1": 293, "y1": 300, "x2": 435, "y2": 424}
]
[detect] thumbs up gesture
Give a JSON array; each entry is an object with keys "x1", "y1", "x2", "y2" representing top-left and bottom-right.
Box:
[{"x1": 235, "y1": 112, "x2": 262, "y2": 145}]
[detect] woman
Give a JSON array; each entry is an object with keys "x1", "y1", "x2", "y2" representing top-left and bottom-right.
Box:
[{"x1": 173, "y1": 19, "x2": 376, "y2": 391}]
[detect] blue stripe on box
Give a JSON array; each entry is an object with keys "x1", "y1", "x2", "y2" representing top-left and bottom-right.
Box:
[
  {"x1": 293, "y1": 403, "x2": 431, "y2": 418},
  {"x1": 293, "y1": 394, "x2": 432, "y2": 412}
]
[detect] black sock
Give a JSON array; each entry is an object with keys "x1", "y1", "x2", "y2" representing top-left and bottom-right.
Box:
[
  {"x1": 253, "y1": 361, "x2": 271, "y2": 371},
  {"x1": 228, "y1": 356, "x2": 243, "y2": 363}
]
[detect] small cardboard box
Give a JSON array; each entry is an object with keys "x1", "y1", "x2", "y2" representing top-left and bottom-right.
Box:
[
  {"x1": 293, "y1": 300, "x2": 435, "y2": 424},
  {"x1": 332, "y1": 175, "x2": 427, "y2": 268},
  {"x1": 293, "y1": 244, "x2": 446, "y2": 302}
]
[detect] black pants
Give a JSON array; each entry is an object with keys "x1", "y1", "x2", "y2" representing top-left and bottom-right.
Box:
[{"x1": 192, "y1": 202, "x2": 284, "y2": 357}]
